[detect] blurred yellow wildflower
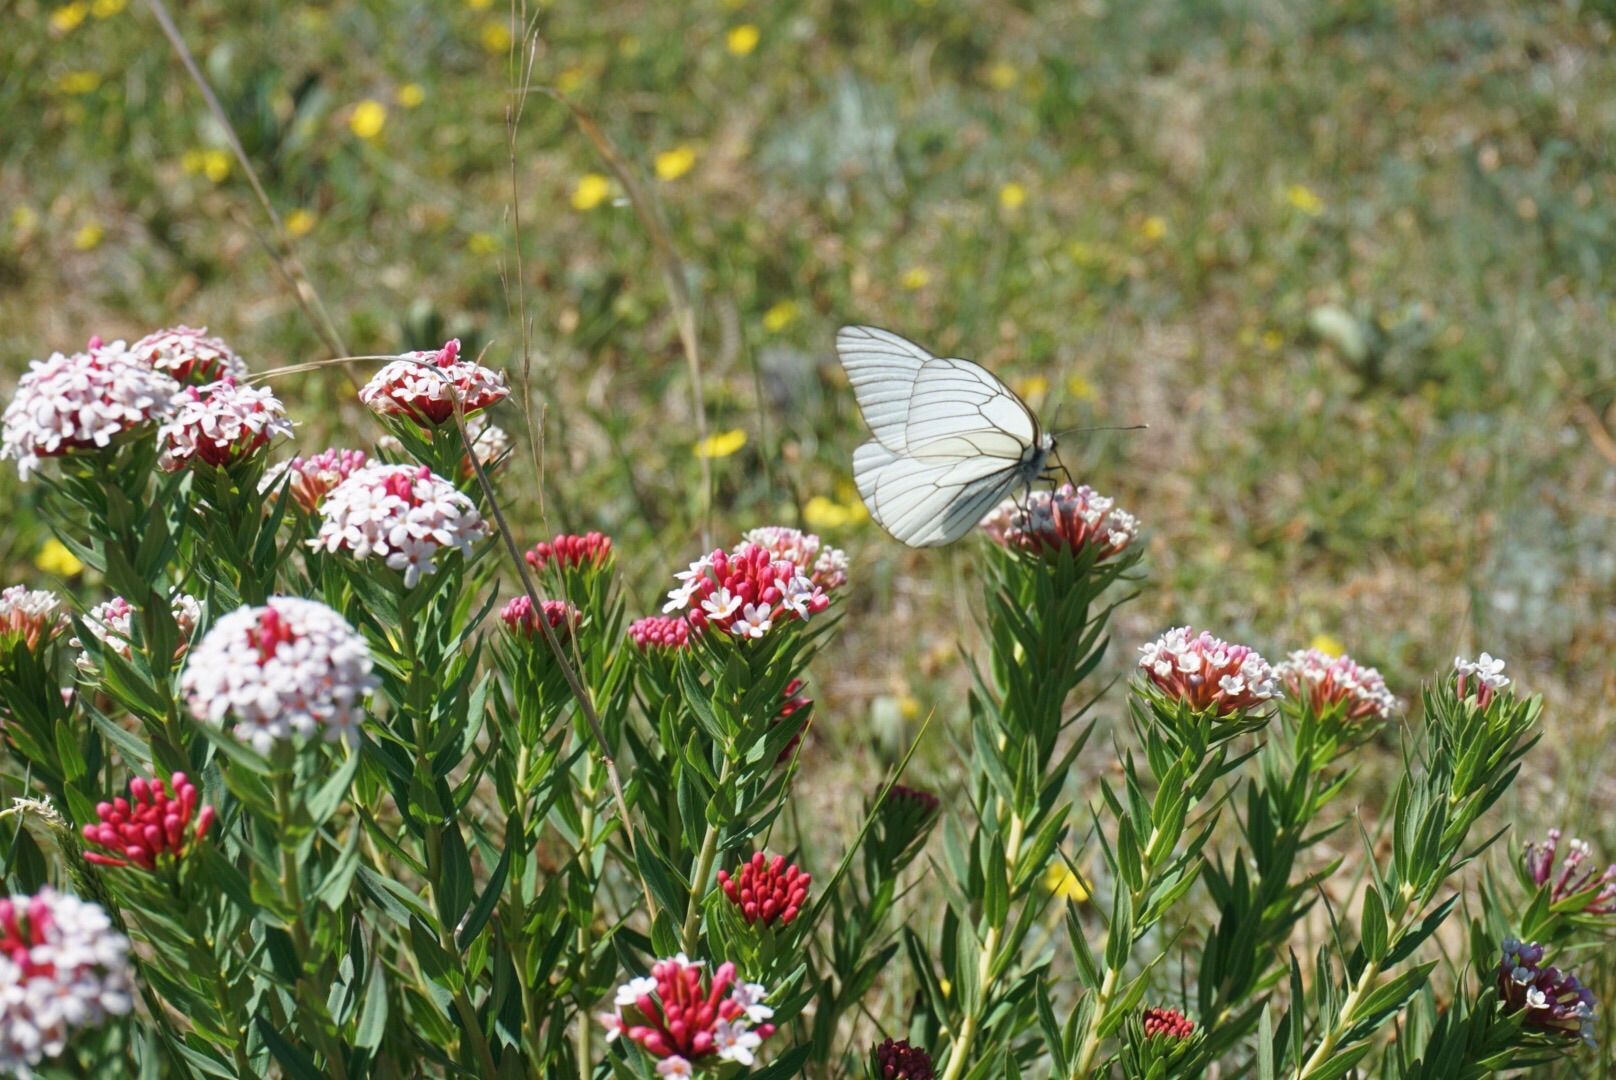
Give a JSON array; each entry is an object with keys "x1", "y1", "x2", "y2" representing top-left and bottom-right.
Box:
[
  {"x1": 693, "y1": 428, "x2": 747, "y2": 459},
  {"x1": 285, "y1": 209, "x2": 317, "y2": 239},
  {"x1": 467, "y1": 232, "x2": 500, "y2": 255},
  {"x1": 655, "y1": 145, "x2": 697, "y2": 182},
  {"x1": 50, "y1": 3, "x2": 88, "y2": 33},
  {"x1": 986, "y1": 61, "x2": 1019, "y2": 90},
  {"x1": 465, "y1": 0, "x2": 493, "y2": 8},
  {"x1": 803, "y1": 496, "x2": 847, "y2": 530},
  {"x1": 726, "y1": 24, "x2": 760, "y2": 56},
  {"x1": 999, "y1": 182, "x2": 1027, "y2": 211},
  {"x1": 762, "y1": 300, "x2": 799, "y2": 333},
  {"x1": 1286, "y1": 184, "x2": 1325, "y2": 216},
  {"x1": 349, "y1": 100, "x2": 387, "y2": 140},
  {"x1": 1066, "y1": 374, "x2": 1097, "y2": 401},
  {"x1": 618, "y1": 35, "x2": 642, "y2": 58},
  {"x1": 1013, "y1": 375, "x2": 1049, "y2": 400},
  {"x1": 572, "y1": 174, "x2": 612, "y2": 212},
  {"x1": 182, "y1": 149, "x2": 232, "y2": 183},
  {"x1": 897, "y1": 694, "x2": 921, "y2": 721},
  {"x1": 1261, "y1": 329, "x2": 1284, "y2": 351},
  {"x1": 1309, "y1": 633, "x2": 1345, "y2": 659},
  {"x1": 396, "y1": 83, "x2": 425, "y2": 108},
  {"x1": 73, "y1": 222, "x2": 104, "y2": 251},
  {"x1": 900, "y1": 267, "x2": 930, "y2": 290},
  {"x1": 56, "y1": 71, "x2": 101, "y2": 95},
  {"x1": 34, "y1": 539, "x2": 84, "y2": 578},
  {"x1": 1044, "y1": 863, "x2": 1090, "y2": 903},
  {"x1": 1139, "y1": 215, "x2": 1168, "y2": 242},
  {"x1": 91, "y1": 0, "x2": 124, "y2": 16},
  {"x1": 480, "y1": 21, "x2": 512, "y2": 54},
  {"x1": 556, "y1": 66, "x2": 588, "y2": 94},
  {"x1": 11, "y1": 206, "x2": 38, "y2": 234}
]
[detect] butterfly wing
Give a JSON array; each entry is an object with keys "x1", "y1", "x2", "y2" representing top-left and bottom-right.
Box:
[
  {"x1": 835, "y1": 325, "x2": 934, "y2": 453},
  {"x1": 903, "y1": 357, "x2": 1041, "y2": 459},
  {"x1": 853, "y1": 440, "x2": 1032, "y2": 547}
]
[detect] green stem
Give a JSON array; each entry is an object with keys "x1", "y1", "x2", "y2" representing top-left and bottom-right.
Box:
[
  {"x1": 1295, "y1": 887, "x2": 1413, "y2": 1080},
  {"x1": 939, "y1": 810, "x2": 1028, "y2": 1080},
  {"x1": 680, "y1": 757, "x2": 735, "y2": 954},
  {"x1": 576, "y1": 788, "x2": 597, "y2": 1077}
]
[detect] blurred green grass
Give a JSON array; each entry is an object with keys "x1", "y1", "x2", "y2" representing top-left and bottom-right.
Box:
[{"x1": 5, "y1": 0, "x2": 1616, "y2": 1069}]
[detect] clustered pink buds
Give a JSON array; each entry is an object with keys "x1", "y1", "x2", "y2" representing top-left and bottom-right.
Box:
[
  {"x1": 871, "y1": 1037, "x2": 935, "y2": 1079},
  {"x1": 1497, "y1": 939, "x2": 1596, "y2": 1044},
  {"x1": 358, "y1": 339, "x2": 509, "y2": 426},
  {"x1": 309, "y1": 463, "x2": 488, "y2": 587},
  {"x1": 741, "y1": 526, "x2": 848, "y2": 590},
  {"x1": 0, "y1": 586, "x2": 65, "y2": 653},
  {"x1": 81, "y1": 773, "x2": 215, "y2": 870},
  {"x1": 261, "y1": 447, "x2": 368, "y2": 514},
  {"x1": 718, "y1": 853, "x2": 811, "y2": 926},
  {"x1": 979, "y1": 483, "x2": 1139, "y2": 560},
  {"x1": 599, "y1": 954, "x2": 775, "y2": 1072},
  {"x1": 180, "y1": 597, "x2": 378, "y2": 752},
  {"x1": 2, "y1": 341, "x2": 180, "y2": 480},
  {"x1": 1454, "y1": 653, "x2": 1509, "y2": 709},
  {"x1": 663, "y1": 543, "x2": 830, "y2": 640},
  {"x1": 158, "y1": 377, "x2": 292, "y2": 471},
  {"x1": 499, "y1": 596, "x2": 580, "y2": 639},
  {"x1": 1138, "y1": 627, "x2": 1281, "y2": 716},
  {"x1": 73, "y1": 593, "x2": 202, "y2": 672},
  {"x1": 129, "y1": 326, "x2": 248, "y2": 384},
  {"x1": 628, "y1": 615, "x2": 692, "y2": 652},
  {"x1": 0, "y1": 888, "x2": 133, "y2": 1075},
  {"x1": 1141, "y1": 1006, "x2": 1197, "y2": 1040},
  {"x1": 1524, "y1": 830, "x2": 1616, "y2": 915},
  {"x1": 1275, "y1": 648, "x2": 1397, "y2": 724},
  {"x1": 526, "y1": 531, "x2": 613, "y2": 573}
]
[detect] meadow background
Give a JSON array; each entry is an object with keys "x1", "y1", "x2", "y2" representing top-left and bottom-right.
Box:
[{"x1": 5, "y1": 0, "x2": 1615, "y2": 1072}]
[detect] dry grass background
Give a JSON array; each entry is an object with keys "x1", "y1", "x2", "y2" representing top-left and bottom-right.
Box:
[{"x1": 4, "y1": 0, "x2": 1615, "y2": 1073}]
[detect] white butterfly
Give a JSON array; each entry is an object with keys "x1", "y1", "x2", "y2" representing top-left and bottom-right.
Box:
[{"x1": 836, "y1": 325, "x2": 1055, "y2": 547}]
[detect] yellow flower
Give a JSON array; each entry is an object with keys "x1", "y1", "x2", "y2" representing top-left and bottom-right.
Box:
[
  {"x1": 349, "y1": 99, "x2": 387, "y2": 140},
  {"x1": 34, "y1": 539, "x2": 84, "y2": 578},
  {"x1": 693, "y1": 428, "x2": 747, "y2": 459},
  {"x1": 726, "y1": 24, "x2": 760, "y2": 56},
  {"x1": 11, "y1": 205, "x2": 38, "y2": 233},
  {"x1": 396, "y1": 83, "x2": 425, "y2": 108},
  {"x1": 571, "y1": 173, "x2": 612, "y2": 212},
  {"x1": 1065, "y1": 374, "x2": 1097, "y2": 401},
  {"x1": 986, "y1": 61, "x2": 1018, "y2": 90},
  {"x1": 803, "y1": 496, "x2": 851, "y2": 530},
  {"x1": 556, "y1": 65, "x2": 588, "y2": 94},
  {"x1": 50, "y1": 2, "x2": 88, "y2": 33},
  {"x1": 90, "y1": 0, "x2": 124, "y2": 16},
  {"x1": 1309, "y1": 633, "x2": 1345, "y2": 659},
  {"x1": 897, "y1": 694, "x2": 921, "y2": 721},
  {"x1": 762, "y1": 300, "x2": 799, "y2": 333},
  {"x1": 73, "y1": 222, "x2": 104, "y2": 251},
  {"x1": 465, "y1": 0, "x2": 493, "y2": 8},
  {"x1": 900, "y1": 267, "x2": 930, "y2": 290},
  {"x1": 285, "y1": 209, "x2": 317, "y2": 238},
  {"x1": 183, "y1": 149, "x2": 231, "y2": 183},
  {"x1": 1012, "y1": 375, "x2": 1049, "y2": 401},
  {"x1": 1286, "y1": 184, "x2": 1325, "y2": 216},
  {"x1": 480, "y1": 20, "x2": 512, "y2": 53},
  {"x1": 939, "y1": 978, "x2": 952, "y2": 997},
  {"x1": 56, "y1": 70, "x2": 101, "y2": 95},
  {"x1": 1044, "y1": 863, "x2": 1090, "y2": 903},
  {"x1": 1261, "y1": 329, "x2": 1284, "y2": 351},
  {"x1": 467, "y1": 232, "x2": 500, "y2": 255},
  {"x1": 618, "y1": 35, "x2": 642, "y2": 58},
  {"x1": 1138, "y1": 215, "x2": 1168, "y2": 242},
  {"x1": 998, "y1": 182, "x2": 1027, "y2": 211},
  {"x1": 654, "y1": 145, "x2": 697, "y2": 182}
]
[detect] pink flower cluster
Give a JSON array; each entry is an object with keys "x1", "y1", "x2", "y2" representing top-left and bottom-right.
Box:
[
  {"x1": 2, "y1": 341, "x2": 180, "y2": 479},
  {"x1": 872, "y1": 1038, "x2": 935, "y2": 1079},
  {"x1": 1141, "y1": 1006, "x2": 1197, "y2": 1040},
  {"x1": 499, "y1": 596, "x2": 580, "y2": 639},
  {"x1": 1497, "y1": 939, "x2": 1596, "y2": 1044},
  {"x1": 628, "y1": 615, "x2": 692, "y2": 652},
  {"x1": 0, "y1": 587, "x2": 65, "y2": 653},
  {"x1": 1275, "y1": 648, "x2": 1397, "y2": 723},
  {"x1": 1524, "y1": 830, "x2": 1615, "y2": 915},
  {"x1": 180, "y1": 597, "x2": 377, "y2": 752},
  {"x1": 73, "y1": 593, "x2": 202, "y2": 672},
  {"x1": 526, "y1": 531, "x2": 614, "y2": 573},
  {"x1": 358, "y1": 339, "x2": 509, "y2": 426},
  {"x1": 129, "y1": 326, "x2": 247, "y2": 384},
  {"x1": 1138, "y1": 627, "x2": 1281, "y2": 717},
  {"x1": 1454, "y1": 653, "x2": 1509, "y2": 709},
  {"x1": 741, "y1": 526, "x2": 848, "y2": 590},
  {"x1": 0, "y1": 888, "x2": 133, "y2": 1075},
  {"x1": 598, "y1": 954, "x2": 775, "y2": 1073},
  {"x1": 309, "y1": 463, "x2": 488, "y2": 587},
  {"x1": 718, "y1": 853, "x2": 810, "y2": 926},
  {"x1": 261, "y1": 447, "x2": 369, "y2": 513},
  {"x1": 81, "y1": 772, "x2": 214, "y2": 871},
  {"x1": 663, "y1": 543, "x2": 830, "y2": 640},
  {"x1": 979, "y1": 483, "x2": 1139, "y2": 560},
  {"x1": 158, "y1": 377, "x2": 292, "y2": 471}
]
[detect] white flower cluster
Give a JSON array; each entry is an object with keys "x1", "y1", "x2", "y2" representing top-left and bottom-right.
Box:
[
  {"x1": 1138, "y1": 626, "x2": 1282, "y2": 715},
  {"x1": 158, "y1": 378, "x2": 293, "y2": 471},
  {"x1": 741, "y1": 525, "x2": 849, "y2": 590},
  {"x1": 979, "y1": 483, "x2": 1139, "y2": 558},
  {"x1": 357, "y1": 340, "x2": 509, "y2": 426},
  {"x1": 1454, "y1": 652, "x2": 1509, "y2": 690},
  {"x1": 1, "y1": 343, "x2": 180, "y2": 480},
  {"x1": 180, "y1": 597, "x2": 378, "y2": 752},
  {"x1": 0, "y1": 587, "x2": 65, "y2": 652},
  {"x1": 128, "y1": 326, "x2": 248, "y2": 384},
  {"x1": 73, "y1": 594, "x2": 203, "y2": 672},
  {"x1": 1275, "y1": 647, "x2": 1399, "y2": 723},
  {"x1": 0, "y1": 888, "x2": 133, "y2": 1076},
  {"x1": 308, "y1": 464, "x2": 489, "y2": 587}
]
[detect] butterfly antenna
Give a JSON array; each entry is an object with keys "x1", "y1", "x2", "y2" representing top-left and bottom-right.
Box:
[{"x1": 1052, "y1": 422, "x2": 1149, "y2": 438}]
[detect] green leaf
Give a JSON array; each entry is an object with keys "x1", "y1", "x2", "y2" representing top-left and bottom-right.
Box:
[
  {"x1": 256, "y1": 1018, "x2": 326, "y2": 1080},
  {"x1": 308, "y1": 748, "x2": 362, "y2": 826},
  {"x1": 1360, "y1": 885, "x2": 1388, "y2": 963},
  {"x1": 456, "y1": 840, "x2": 511, "y2": 950}
]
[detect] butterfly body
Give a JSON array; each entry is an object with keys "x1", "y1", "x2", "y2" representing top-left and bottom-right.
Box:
[{"x1": 835, "y1": 326, "x2": 1053, "y2": 547}]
